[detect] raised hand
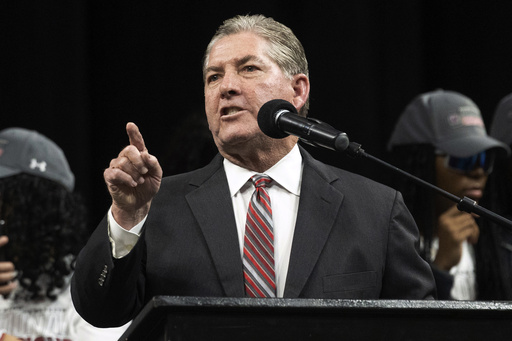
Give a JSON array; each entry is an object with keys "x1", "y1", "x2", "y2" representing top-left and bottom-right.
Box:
[
  {"x1": 0, "y1": 236, "x2": 18, "y2": 296},
  {"x1": 103, "y1": 122, "x2": 163, "y2": 229},
  {"x1": 433, "y1": 205, "x2": 480, "y2": 271}
]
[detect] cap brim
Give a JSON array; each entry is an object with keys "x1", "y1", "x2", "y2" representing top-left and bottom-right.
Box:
[
  {"x1": 437, "y1": 136, "x2": 511, "y2": 158},
  {"x1": 0, "y1": 165, "x2": 22, "y2": 179}
]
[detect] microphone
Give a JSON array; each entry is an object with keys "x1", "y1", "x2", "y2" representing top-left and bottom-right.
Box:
[{"x1": 257, "y1": 99, "x2": 350, "y2": 152}]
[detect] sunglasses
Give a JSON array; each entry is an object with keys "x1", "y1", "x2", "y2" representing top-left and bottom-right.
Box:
[{"x1": 444, "y1": 150, "x2": 494, "y2": 174}]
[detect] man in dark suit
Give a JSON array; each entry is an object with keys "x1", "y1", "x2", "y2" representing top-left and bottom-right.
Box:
[{"x1": 71, "y1": 14, "x2": 435, "y2": 327}]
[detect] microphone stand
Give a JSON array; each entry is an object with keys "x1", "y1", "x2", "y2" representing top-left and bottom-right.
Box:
[{"x1": 343, "y1": 142, "x2": 512, "y2": 230}]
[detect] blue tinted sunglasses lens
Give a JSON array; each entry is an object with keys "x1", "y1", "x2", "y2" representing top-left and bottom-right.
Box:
[{"x1": 447, "y1": 151, "x2": 493, "y2": 173}]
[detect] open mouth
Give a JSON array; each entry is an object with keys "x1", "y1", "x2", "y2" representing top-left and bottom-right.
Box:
[{"x1": 221, "y1": 107, "x2": 244, "y2": 116}]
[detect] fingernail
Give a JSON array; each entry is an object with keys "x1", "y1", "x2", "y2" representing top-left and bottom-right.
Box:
[
  {"x1": 141, "y1": 167, "x2": 149, "y2": 174},
  {"x1": 138, "y1": 177, "x2": 145, "y2": 185}
]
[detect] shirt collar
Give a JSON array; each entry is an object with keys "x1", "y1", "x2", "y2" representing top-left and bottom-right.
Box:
[{"x1": 223, "y1": 144, "x2": 303, "y2": 196}]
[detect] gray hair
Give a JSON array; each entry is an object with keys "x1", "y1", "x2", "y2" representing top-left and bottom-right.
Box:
[{"x1": 203, "y1": 14, "x2": 309, "y2": 116}]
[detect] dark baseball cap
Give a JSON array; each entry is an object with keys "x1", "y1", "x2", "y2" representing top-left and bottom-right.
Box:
[
  {"x1": 387, "y1": 89, "x2": 511, "y2": 158},
  {"x1": 490, "y1": 92, "x2": 512, "y2": 147},
  {"x1": 0, "y1": 128, "x2": 75, "y2": 191}
]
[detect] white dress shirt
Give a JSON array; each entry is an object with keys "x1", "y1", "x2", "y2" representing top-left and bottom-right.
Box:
[{"x1": 108, "y1": 144, "x2": 303, "y2": 297}]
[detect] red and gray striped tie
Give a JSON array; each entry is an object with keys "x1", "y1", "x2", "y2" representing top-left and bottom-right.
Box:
[{"x1": 243, "y1": 175, "x2": 276, "y2": 297}]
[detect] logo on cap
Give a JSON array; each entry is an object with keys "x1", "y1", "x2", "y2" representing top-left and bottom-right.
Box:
[
  {"x1": 30, "y1": 158, "x2": 47, "y2": 172},
  {"x1": 447, "y1": 106, "x2": 484, "y2": 128}
]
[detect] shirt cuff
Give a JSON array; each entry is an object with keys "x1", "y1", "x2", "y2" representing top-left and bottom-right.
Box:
[{"x1": 107, "y1": 208, "x2": 147, "y2": 259}]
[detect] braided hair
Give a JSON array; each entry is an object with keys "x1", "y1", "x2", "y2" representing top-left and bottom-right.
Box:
[
  {"x1": 0, "y1": 174, "x2": 88, "y2": 301},
  {"x1": 476, "y1": 152, "x2": 512, "y2": 300},
  {"x1": 387, "y1": 144, "x2": 437, "y2": 262}
]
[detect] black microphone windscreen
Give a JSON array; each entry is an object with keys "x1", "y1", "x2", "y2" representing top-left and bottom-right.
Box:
[{"x1": 257, "y1": 99, "x2": 298, "y2": 139}]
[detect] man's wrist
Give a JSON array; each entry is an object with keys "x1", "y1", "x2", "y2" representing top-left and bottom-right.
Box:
[{"x1": 111, "y1": 202, "x2": 150, "y2": 230}]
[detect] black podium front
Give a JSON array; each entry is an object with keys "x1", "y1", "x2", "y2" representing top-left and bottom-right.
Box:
[{"x1": 118, "y1": 296, "x2": 512, "y2": 341}]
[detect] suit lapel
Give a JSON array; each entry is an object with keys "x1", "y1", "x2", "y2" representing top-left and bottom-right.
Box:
[
  {"x1": 186, "y1": 156, "x2": 245, "y2": 297},
  {"x1": 184, "y1": 149, "x2": 345, "y2": 298},
  {"x1": 284, "y1": 149, "x2": 345, "y2": 298}
]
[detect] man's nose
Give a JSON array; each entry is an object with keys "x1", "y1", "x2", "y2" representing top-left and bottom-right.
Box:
[{"x1": 220, "y1": 72, "x2": 241, "y2": 99}]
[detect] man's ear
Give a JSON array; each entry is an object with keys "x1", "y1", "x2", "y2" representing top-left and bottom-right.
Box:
[{"x1": 291, "y1": 74, "x2": 310, "y2": 112}]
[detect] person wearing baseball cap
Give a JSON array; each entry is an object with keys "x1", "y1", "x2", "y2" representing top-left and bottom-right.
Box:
[
  {"x1": 490, "y1": 93, "x2": 512, "y2": 148},
  {"x1": 0, "y1": 128, "x2": 130, "y2": 339},
  {"x1": 387, "y1": 89, "x2": 511, "y2": 300}
]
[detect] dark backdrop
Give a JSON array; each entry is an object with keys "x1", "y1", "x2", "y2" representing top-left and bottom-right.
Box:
[{"x1": 2, "y1": 1, "x2": 512, "y2": 228}]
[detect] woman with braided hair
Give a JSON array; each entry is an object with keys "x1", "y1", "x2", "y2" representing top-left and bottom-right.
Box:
[
  {"x1": 387, "y1": 89, "x2": 511, "y2": 300},
  {"x1": 0, "y1": 127, "x2": 129, "y2": 340}
]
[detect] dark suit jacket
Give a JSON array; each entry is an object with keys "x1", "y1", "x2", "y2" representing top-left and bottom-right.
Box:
[{"x1": 71, "y1": 147, "x2": 435, "y2": 327}]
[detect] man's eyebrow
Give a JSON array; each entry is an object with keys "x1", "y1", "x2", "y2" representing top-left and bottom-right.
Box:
[
  {"x1": 237, "y1": 55, "x2": 266, "y2": 67},
  {"x1": 205, "y1": 55, "x2": 266, "y2": 75},
  {"x1": 204, "y1": 65, "x2": 223, "y2": 75}
]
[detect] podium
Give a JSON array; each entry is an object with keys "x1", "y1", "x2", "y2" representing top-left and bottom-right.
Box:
[{"x1": 118, "y1": 296, "x2": 512, "y2": 341}]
